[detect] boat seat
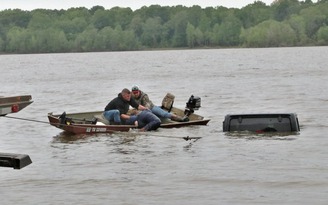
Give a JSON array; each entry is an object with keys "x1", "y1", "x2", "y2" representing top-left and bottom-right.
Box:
[
  {"x1": 94, "y1": 114, "x2": 110, "y2": 125},
  {"x1": 161, "y1": 93, "x2": 175, "y2": 112}
]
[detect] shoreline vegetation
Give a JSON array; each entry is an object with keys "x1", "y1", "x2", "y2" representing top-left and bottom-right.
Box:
[{"x1": 0, "y1": 0, "x2": 328, "y2": 54}]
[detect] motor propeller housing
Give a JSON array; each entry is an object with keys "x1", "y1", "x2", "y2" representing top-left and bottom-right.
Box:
[{"x1": 184, "y1": 95, "x2": 201, "y2": 116}]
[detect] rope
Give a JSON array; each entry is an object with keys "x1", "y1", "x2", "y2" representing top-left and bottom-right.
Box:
[
  {"x1": 1, "y1": 115, "x2": 95, "y2": 129},
  {"x1": 1, "y1": 115, "x2": 50, "y2": 124},
  {"x1": 1, "y1": 115, "x2": 202, "y2": 141}
]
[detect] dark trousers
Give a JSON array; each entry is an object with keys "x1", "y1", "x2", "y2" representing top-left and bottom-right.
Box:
[{"x1": 137, "y1": 110, "x2": 161, "y2": 131}]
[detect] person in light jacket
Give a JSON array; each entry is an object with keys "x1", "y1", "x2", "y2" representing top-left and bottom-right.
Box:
[{"x1": 131, "y1": 85, "x2": 188, "y2": 122}]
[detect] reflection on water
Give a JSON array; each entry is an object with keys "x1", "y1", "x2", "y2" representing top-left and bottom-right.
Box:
[
  {"x1": 225, "y1": 131, "x2": 300, "y2": 141},
  {"x1": 52, "y1": 129, "x2": 202, "y2": 146},
  {"x1": 52, "y1": 131, "x2": 94, "y2": 143},
  {"x1": 51, "y1": 131, "x2": 138, "y2": 144}
]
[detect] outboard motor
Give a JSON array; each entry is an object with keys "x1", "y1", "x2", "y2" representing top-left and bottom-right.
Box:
[
  {"x1": 58, "y1": 111, "x2": 73, "y2": 126},
  {"x1": 184, "y1": 95, "x2": 201, "y2": 116}
]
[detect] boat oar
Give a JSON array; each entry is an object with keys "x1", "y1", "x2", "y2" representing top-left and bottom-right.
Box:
[{"x1": 182, "y1": 136, "x2": 202, "y2": 141}]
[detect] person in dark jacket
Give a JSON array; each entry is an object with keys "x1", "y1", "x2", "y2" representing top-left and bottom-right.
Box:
[
  {"x1": 103, "y1": 88, "x2": 147, "y2": 125},
  {"x1": 126, "y1": 110, "x2": 161, "y2": 131}
]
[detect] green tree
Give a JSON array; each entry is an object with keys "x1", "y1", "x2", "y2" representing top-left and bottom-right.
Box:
[
  {"x1": 61, "y1": 7, "x2": 91, "y2": 20},
  {"x1": 287, "y1": 14, "x2": 309, "y2": 45},
  {"x1": 1, "y1": 2, "x2": 328, "y2": 53},
  {"x1": 186, "y1": 22, "x2": 195, "y2": 47},
  {"x1": 299, "y1": 5, "x2": 327, "y2": 39},
  {"x1": 135, "y1": 5, "x2": 170, "y2": 22},
  {"x1": 6, "y1": 27, "x2": 25, "y2": 52},
  {"x1": 210, "y1": 23, "x2": 220, "y2": 45},
  {"x1": 158, "y1": 22, "x2": 171, "y2": 47},
  {"x1": 89, "y1": 5, "x2": 105, "y2": 15},
  {"x1": 28, "y1": 11, "x2": 53, "y2": 30},
  {"x1": 208, "y1": 6, "x2": 230, "y2": 26},
  {"x1": 119, "y1": 29, "x2": 139, "y2": 50},
  {"x1": 169, "y1": 10, "x2": 188, "y2": 47},
  {"x1": 108, "y1": 7, "x2": 133, "y2": 30},
  {"x1": 94, "y1": 25, "x2": 137, "y2": 51},
  {"x1": 0, "y1": 9, "x2": 31, "y2": 28},
  {"x1": 46, "y1": 29, "x2": 69, "y2": 52},
  {"x1": 317, "y1": 25, "x2": 328, "y2": 45},
  {"x1": 186, "y1": 22, "x2": 204, "y2": 47},
  {"x1": 141, "y1": 17, "x2": 163, "y2": 47},
  {"x1": 0, "y1": 36, "x2": 4, "y2": 52},
  {"x1": 216, "y1": 14, "x2": 242, "y2": 46},
  {"x1": 21, "y1": 28, "x2": 69, "y2": 53},
  {"x1": 55, "y1": 17, "x2": 88, "y2": 41},
  {"x1": 91, "y1": 9, "x2": 112, "y2": 30},
  {"x1": 272, "y1": 0, "x2": 301, "y2": 21},
  {"x1": 186, "y1": 5, "x2": 203, "y2": 28},
  {"x1": 241, "y1": 19, "x2": 297, "y2": 47},
  {"x1": 109, "y1": 25, "x2": 127, "y2": 50},
  {"x1": 236, "y1": 1, "x2": 271, "y2": 28},
  {"x1": 198, "y1": 13, "x2": 211, "y2": 33},
  {"x1": 94, "y1": 26, "x2": 110, "y2": 51},
  {"x1": 128, "y1": 15, "x2": 143, "y2": 39},
  {"x1": 73, "y1": 27, "x2": 98, "y2": 51}
]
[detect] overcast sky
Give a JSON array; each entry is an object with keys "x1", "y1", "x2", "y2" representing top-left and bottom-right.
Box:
[{"x1": 0, "y1": 0, "x2": 277, "y2": 11}]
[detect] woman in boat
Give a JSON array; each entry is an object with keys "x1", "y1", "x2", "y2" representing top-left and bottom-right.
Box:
[
  {"x1": 103, "y1": 88, "x2": 147, "y2": 125},
  {"x1": 131, "y1": 85, "x2": 188, "y2": 122}
]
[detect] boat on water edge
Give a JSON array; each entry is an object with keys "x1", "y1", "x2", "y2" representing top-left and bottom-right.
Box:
[{"x1": 0, "y1": 95, "x2": 33, "y2": 116}]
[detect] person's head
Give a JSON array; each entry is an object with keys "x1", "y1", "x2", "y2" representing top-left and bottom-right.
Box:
[
  {"x1": 131, "y1": 85, "x2": 140, "y2": 97},
  {"x1": 121, "y1": 88, "x2": 131, "y2": 101}
]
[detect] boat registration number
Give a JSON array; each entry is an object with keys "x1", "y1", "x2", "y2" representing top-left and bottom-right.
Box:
[{"x1": 86, "y1": 127, "x2": 107, "y2": 133}]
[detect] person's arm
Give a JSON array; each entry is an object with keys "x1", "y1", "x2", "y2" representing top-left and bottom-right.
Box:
[
  {"x1": 120, "y1": 114, "x2": 134, "y2": 120},
  {"x1": 121, "y1": 109, "x2": 139, "y2": 121},
  {"x1": 130, "y1": 98, "x2": 148, "y2": 110},
  {"x1": 122, "y1": 114, "x2": 138, "y2": 126},
  {"x1": 138, "y1": 104, "x2": 148, "y2": 110},
  {"x1": 120, "y1": 114, "x2": 131, "y2": 120}
]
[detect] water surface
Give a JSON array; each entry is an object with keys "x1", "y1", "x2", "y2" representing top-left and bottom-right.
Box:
[{"x1": 1, "y1": 47, "x2": 328, "y2": 204}]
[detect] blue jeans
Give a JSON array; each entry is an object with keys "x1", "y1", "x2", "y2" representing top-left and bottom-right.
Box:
[
  {"x1": 103, "y1": 109, "x2": 121, "y2": 123},
  {"x1": 151, "y1": 106, "x2": 172, "y2": 119}
]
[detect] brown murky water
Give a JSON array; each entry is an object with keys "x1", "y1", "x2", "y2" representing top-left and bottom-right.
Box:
[{"x1": 1, "y1": 47, "x2": 328, "y2": 204}]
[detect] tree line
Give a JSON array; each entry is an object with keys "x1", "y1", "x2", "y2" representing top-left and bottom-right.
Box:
[{"x1": 0, "y1": 0, "x2": 328, "y2": 54}]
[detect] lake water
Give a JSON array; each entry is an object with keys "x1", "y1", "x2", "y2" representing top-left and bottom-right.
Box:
[{"x1": 1, "y1": 47, "x2": 328, "y2": 205}]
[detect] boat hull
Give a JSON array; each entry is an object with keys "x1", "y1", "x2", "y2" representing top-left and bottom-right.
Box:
[{"x1": 48, "y1": 108, "x2": 210, "y2": 135}]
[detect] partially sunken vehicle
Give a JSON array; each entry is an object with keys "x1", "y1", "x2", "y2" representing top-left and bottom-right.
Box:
[{"x1": 223, "y1": 113, "x2": 300, "y2": 133}]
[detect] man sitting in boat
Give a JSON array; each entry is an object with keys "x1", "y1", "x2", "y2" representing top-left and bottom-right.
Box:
[
  {"x1": 131, "y1": 85, "x2": 188, "y2": 122},
  {"x1": 126, "y1": 109, "x2": 161, "y2": 131},
  {"x1": 103, "y1": 88, "x2": 148, "y2": 125}
]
